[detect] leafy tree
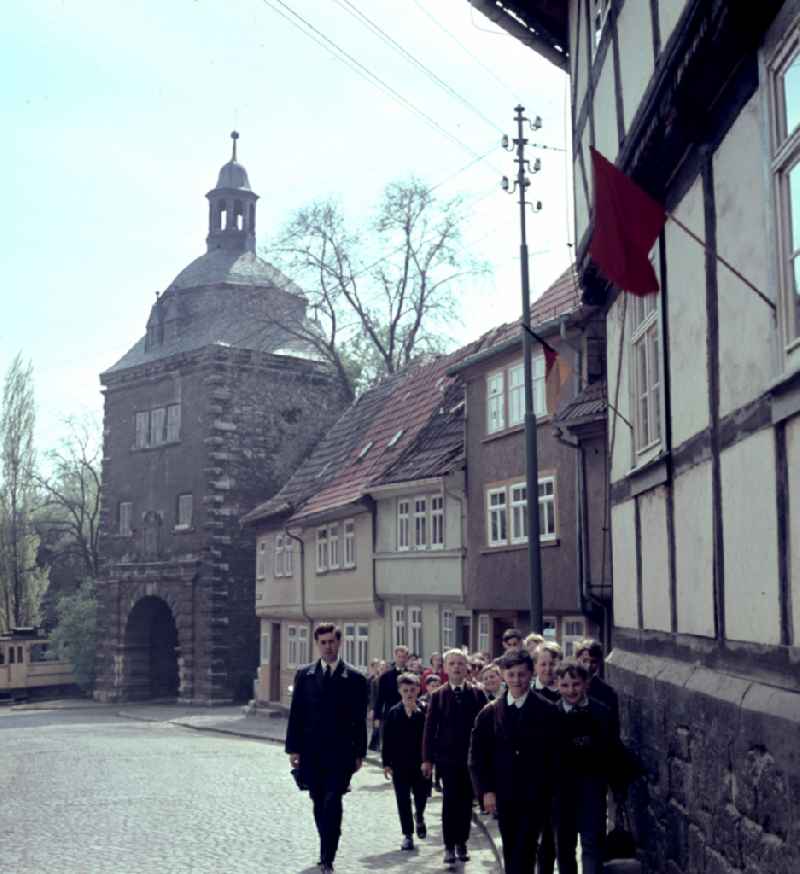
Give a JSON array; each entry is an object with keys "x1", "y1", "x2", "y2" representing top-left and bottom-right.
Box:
[
  {"x1": 0, "y1": 353, "x2": 46, "y2": 629},
  {"x1": 49, "y1": 577, "x2": 97, "y2": 692},
  {"x1": 267, "y1": 178, "x2": 484, "y2": 399}
]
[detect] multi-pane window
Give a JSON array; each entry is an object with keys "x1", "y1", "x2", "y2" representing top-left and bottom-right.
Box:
[
  {"x1": 409, "y1": 607, "x2": 423, "y2": 656},
  {"x1": 487, "y1": 488, "x2": 508, "y2": 546},
  {"x1": 166, "y1": 404, "x2": 181, "y2": 442},
  {"x1": 430, "y1": 496, "x2": 444, "y2": 548},
  {"x1": 441, "y1": 609, "x2": 455, "y2": 649},
  {"x1": 398, "y1": 500, "x2": 410, "y2": 551},
  {"x1": 508, "y1": 364, "x2": 525, "y2": 426},
  {"x1": 630, "y1": 294, "x2": 661, "y2": 453},
  {"x1": 510, "y1": 484, "x2": 527, "y2": 543},
  {"x1": 316, "y1": 527, "x2": 329, "y2": 572},
  {"x1": 275, "y1": 533, "x2": 291, "y2": 577},
  {"x1": 562, "y1": 617, "x2": 587, "y2": 657},
  {"x1": 260, "y1": 630, "x2": 270, "y2": 664},
  {"x1": 329, "y1": 523, "x2": 340, "y2": 570},
  {"x1": 176, "y1": 493, "x2": 193, "y2": 529},
  {"x1": 539, "y1": 478, "x2": 556, "y2": 541},
  {"x1": 343, "y1": 622, "x2": 369, "y2": 671},
  {"x1": 343, "y1": 519, "x2": 356, "y2": 568},
  {"x1": 414, "y1": 497, "x2": 428, "y2": 549},
  {"x1": 770, "y1": 24, "x2": 800, "y2": 349},
  {"x1": 256, "y1": 539, "x2": 267, "y2": 579},
  {"x1": 477, "y1": 614, "x2": 491, "y2": 654},
  {"x1": 486, "y1": 357, "x2": 546, "y2": 435},
  {"x1": 487, "y1": 478, "x2": 557, "y2": 546},
  {"x1": 486, "y1": 371, "x2": 505, "y2": 433},
  {"x1": 392, "y1": 606, "x2": 407, "y2": 649},
  {"x1": 119, "y1": 501, "x2": 132, "y2": 536},
  {"x1": 135, "y1": 404, "x2": 181, "y2": 448},
  {"x1": 287, "y1": 624, "x2": 308, "y2": 667}
]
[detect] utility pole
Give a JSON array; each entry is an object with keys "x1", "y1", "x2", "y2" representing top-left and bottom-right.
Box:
[{"x1": 502, "y1": 106, "x2": 544, "y2": 633}]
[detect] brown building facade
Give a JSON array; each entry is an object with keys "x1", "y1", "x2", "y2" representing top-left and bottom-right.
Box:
[{"x1": 450, "y1": 269, "x2": 609, "y2": 655}]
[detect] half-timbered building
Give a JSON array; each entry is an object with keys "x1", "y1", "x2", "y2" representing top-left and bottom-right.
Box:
[{"x1": 468, "y1": 1, "x2": 800, "y2": 870}]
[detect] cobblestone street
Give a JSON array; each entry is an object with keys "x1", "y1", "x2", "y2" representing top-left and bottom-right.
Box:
[{"x1": 0, "y1": 706, "x2": 500, "y2": 874}]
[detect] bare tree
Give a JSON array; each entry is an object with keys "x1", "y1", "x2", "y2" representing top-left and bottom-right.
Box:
[
  {"x1": 35, "y1": 416, "x2": 102, "y2": 581},
  {"x1": 0, "y1": 353, "x2": 45, "y2": 629},
  {"x1": 267, "y1": 178, "x2": 483, "y2": 398}
]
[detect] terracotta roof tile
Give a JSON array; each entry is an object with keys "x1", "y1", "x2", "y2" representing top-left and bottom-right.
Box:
[{"x1": 553, "y1": 380, "x2": 607, "y2": 425}]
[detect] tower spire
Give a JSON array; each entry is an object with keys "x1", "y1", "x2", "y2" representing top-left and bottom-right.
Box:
[{"x1": 231, "y1": 130, "x2": 239, "y2": 162}]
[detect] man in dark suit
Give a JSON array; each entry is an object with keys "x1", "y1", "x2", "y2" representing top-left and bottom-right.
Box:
[
  {"x1": 286, "y1": 623, "x2": 368, "y2": 873},
  {"x1": 374, "y1": 644, "x2": 410, "y2": 727},
  {"x1": 422, "y1": 649, "x2": 487, "y2": 865},
  {"x1": 469, "y1": 649, "x2": 562, "y2": 874}
]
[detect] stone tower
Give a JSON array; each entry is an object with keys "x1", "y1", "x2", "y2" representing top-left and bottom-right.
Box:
[{"x1": 95, "y1": 134, "x2": 343, "y2": 704}]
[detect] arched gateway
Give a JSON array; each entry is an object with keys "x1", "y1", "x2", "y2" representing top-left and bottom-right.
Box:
[{"x1": 123, "y1": 596, "x2": 179, "y2": 700}]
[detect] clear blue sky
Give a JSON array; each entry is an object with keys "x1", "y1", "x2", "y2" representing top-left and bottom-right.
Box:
[{"x1": 1, "y1": 0, "x2": 571, "y2": 452}]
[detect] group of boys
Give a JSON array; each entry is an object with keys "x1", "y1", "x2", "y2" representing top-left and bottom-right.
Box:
[{"x1": 287, "y1": 623, "x2": 624, "y2": 874}]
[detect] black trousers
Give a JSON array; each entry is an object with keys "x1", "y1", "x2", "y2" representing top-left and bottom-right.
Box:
[
  {"x1": 537, "y1": 815, "x2": 556, "y2": 874},
  {"x1": 497, "y1": 803, "x2": 545, "y2": 874},
  {"x1": 438, "y1": 763, "x2": 473, "y2": 848},
  {"x1": 308, "y1": 769, "x2": 351, "y2": 866},
  {"x1": 391, "y1": 768, "x2": 430, "y2": 836},
  {"x1": 555, "y1": 776, "x2": 607, "y2": 874}
]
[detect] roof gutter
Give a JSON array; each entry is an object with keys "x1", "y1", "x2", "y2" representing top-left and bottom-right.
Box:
[{"x1": 446, "y1": 313, "x2": 569, "y2": 377}]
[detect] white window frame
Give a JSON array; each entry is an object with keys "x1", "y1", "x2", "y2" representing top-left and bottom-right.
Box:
[
  {"x1": 487, "y1": 487, "x2": 508, "y2": 546},
  {"x1": 119, "y1": 501, "x2": 132, "y2": 537},
  {"x1": 392, "y1": 605, "x2": 407, "y2": 649},
  {"x1": 538, "y1": 477, "x2": 557, "y2": 542},
  {"x1": 397, "y1": 500, "x2": 410, "y2": 551},
  {"x1": 430, "y1": 495, "x2": 444, "y2": 549},
  {"x1": 413, "y1": 496, "x2": 428, "y2": 550},
  {"x1": 409, "y1": 606, "x2": 423, "y2": 656},
  {"x1": 510, "y1": 483, "x2": 527, "y2": 544},
  {"x1": 477, "y1": 614, "x2": 491, "y2": 654},
  {"x1": 343, "y1": 622, "x2": 370, "y2": 671},
  {"x1": 149, "y1": 406, "x2": 166, "y2": 447},
  {"x1": 256, "y1": 538, "x2": 267, "y2": 580},
  {"x1": 284, "y1": 536, "x2": 293, "y2": 577},
  {"x1": 543, "y1": 616, "x2": 558, "y2": 640},
  {"x1": 316, "y1": 526, "x2": 328, "y2": 573},
  {"x1": 343, "y1": 519, "x2": 356, "y2": 568},
  {"x1": 486, "y1": 370, "x2": 505, "y2": 434},
  {"x1": 328, "y1": 523, "x2": 340, "y2": 570},
  {"x1": 274, "y1": 533, "x2": 286, "y2": 577},
  {"x1": 287, "y1": 624, "x2": 309, "y2": 668},
  {"x1": 630, "y1": 294, "x2": 662, "y2": 456},
  {"x1": 508, "y1": 363, "x2": 525, "y2": 427},
  {"x1": 769, "y1": 19, "x2": 800, "y2": 358},
  {"x1": 562, "y1": 617, "x2": 587, "y2": 658},
  {"x1": 531, "y1": 353, "x2": 546, "y2": 418},
  {"x1": 441, "y1": 608, "x2": 455, "y2": 649},
  {"x1": 260, "y1": 630, "x2": 270, "y2": 664},
  {"x1": 176, "y1": 493, "x2": 192, "y2": 529}
]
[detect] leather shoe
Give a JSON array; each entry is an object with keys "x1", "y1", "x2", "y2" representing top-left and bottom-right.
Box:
[
  {"x1": 415, "y1": 816, "x2": 427, "y2": 839},
  {"x1": 443, "y1": 847, "x2": 456, "y2": 865},
  {"x1": 456, "y1": 844, "x2": 470, "y2": 861},
  {"x1": 401, "y1": 835, "x2": 414, "y2": 851}
]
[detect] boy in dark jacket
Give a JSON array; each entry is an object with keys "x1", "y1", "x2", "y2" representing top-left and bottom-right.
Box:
[
  {"x1": 469, "y1": 649, "x2": 562, "y2": 874},
  {"x1": 554, "y1": 660, "x2": 616, "y2": 874},
  {"x1": 422, "y1": 649, "x2": 487, "y2": 865},
  {"x1": 382, "y1": 672, "x2": 430, "y2": 851}
]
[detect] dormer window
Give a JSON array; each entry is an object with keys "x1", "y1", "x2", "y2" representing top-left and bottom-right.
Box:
[
  {"x1": 357, "y1": 441, "x2": 373, "y2": 460},
  {"x1": 387, "y1": 430, "x2": 404, "y2": 448}
]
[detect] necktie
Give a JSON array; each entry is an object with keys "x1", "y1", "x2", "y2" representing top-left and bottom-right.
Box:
[
  {"x1": 453, "y1": 686, "x2": 463, "y2": 703},
  {"x1": 324, "y1": 665, "x2": 332, "y2": 683}
]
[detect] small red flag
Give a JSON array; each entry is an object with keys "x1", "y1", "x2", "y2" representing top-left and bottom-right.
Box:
[
  {"x1": 543, "y1": 344, "x2": 558, "y2": 378},
  {"x1": 589, "y1": 147, "x2": 666, "y2": 296}
]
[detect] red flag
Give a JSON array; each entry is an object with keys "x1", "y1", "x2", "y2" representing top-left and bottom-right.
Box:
[
  {"x1": 543, "y1": 343, "x2": 558, "y2": 378},
  {"x1": 589, "y1": 147, "x2": 666, "y2": 296}
]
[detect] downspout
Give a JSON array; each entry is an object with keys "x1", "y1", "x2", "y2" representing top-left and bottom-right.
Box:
[
  {"x1": 444, "y1": 474, "x2": 467, "y2": 646},
  {"x1": 284, "y1": 527, "x2": 310, "y2": 625}
]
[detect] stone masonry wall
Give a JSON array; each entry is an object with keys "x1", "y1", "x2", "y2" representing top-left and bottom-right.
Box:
[{"x1": 608, "y1": 649, "x2": 800, "y2": 874}]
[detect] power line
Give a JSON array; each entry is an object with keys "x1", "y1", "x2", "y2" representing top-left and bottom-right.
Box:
[
  {"x1": 258, "y1": 0, "x2": 489, "y2": 161},
  {"x1": 333, "y1": 0, "x2": 504, "y2": 135},
  {"x1": 412, "y1": 0, "x2": 523, "y2": 104}
]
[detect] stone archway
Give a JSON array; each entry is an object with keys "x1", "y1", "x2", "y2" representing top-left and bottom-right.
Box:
[{"x1": 123, "y1": 596, "x2": 179, "y2": 701}]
